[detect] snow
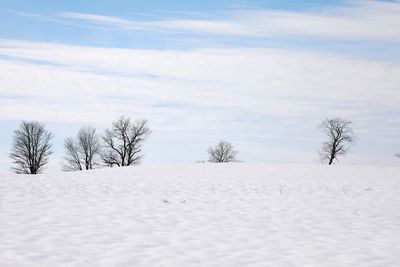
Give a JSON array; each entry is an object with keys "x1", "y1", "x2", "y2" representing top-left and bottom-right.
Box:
[{"x1": 0, "y1": 163, "x2": 399, "y2": 267}]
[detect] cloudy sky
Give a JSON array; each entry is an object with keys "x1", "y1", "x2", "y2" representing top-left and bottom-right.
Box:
[{"x1": 1, "y1": 0, "x2": 400, "y2": 171}]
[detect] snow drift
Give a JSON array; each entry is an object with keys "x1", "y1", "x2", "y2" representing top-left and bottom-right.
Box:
[{"x1": 0, "y1": 163, "x2": 399, "y2": 266}]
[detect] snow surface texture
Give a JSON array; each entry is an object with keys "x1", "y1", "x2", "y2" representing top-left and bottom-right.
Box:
[{"x1": 0, "y1": 164, "x2": 399, "y2": 267}]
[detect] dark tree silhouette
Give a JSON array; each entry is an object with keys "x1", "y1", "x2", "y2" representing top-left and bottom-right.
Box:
[
  {"x1": 208, "y1": 141, "x2": 238, "y2": 163},
  {"x1": 63, "y1": 127, "x2": 101, "y2": 171},
  {"x1": 319, "y1": 117, "x2": 354, "y2": 165},
  {"x1": 9, "y1": 121, "x2": 53, "y2": 174},
  {"x1": 102, "y1": 116, "x2": 151, "y2": 167}
]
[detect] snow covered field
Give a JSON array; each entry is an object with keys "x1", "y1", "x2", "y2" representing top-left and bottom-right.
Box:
[{"x1": 0, "y1": 163, "x2": 399, "y2": 267}]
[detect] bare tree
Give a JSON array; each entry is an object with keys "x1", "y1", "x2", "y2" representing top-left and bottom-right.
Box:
[
  {"x1": 63, "y1": 127, "x2": 101, "y2": 171},
  {"x1": 102, "y1": 117, "x2": 151, "y2": 167},
  {"x1": 319, "y1": 117, "x2": 355, "y2": 165},
  {"x1": 396, "y1": 153, "x2": 400, "y2": 159},
  {"x1": 9, "y1": 121, "x2": 53, "y2": 174},
  {"x1": 63, "y1": 137, "x2": 82, "y2": 171},
  {"x1": 208, "y1": 140, "x2": 239, "y2": 163}
]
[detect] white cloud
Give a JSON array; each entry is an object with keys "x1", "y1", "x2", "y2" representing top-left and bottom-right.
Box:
[
  {"x1": 60, "y1": 1, "x2": 400, "y2": 41},
  {"x1": 0, "y1": 40, "x2": 399, "y2": 124},
  {"x1": 2, "y1": 1, "x2": 400, "y2": 167},
  {"x1": 0, "y1": 40, "x2": 399, "y2": 165},
  {"x1": 61, "y1": 12, "x2": 248, "y2": 35}
]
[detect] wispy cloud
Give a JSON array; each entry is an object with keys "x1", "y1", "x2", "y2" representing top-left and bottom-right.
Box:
[
  {"x1": 0, "y1": 40, "x2": 399, "y2": 141},
  {"x1": 1, "y1": 1, "x2": 400, "y2": 166},
  {"x1": 1, "y1": 9, "x2": 43, "y2": 19},
  {"x1": 1, "y1": 39, "x2": 399, "y2": 111},
  {"x1": 60, "y1": 1, "x2": 400, "y2": 41},
  {"x1": 60, "y1": 12, "x2": 250, "y2": 36}
]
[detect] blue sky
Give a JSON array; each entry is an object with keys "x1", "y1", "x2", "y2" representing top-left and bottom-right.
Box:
[
  {"x1": 1, "y1": 0, "x2": 400, "y2": 171},
  {"x1": 0, "y1": 1, "x2": 342, "y2": 46}
]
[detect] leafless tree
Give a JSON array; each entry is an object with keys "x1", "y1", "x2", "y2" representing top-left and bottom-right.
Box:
[
  {"x1": 62, "y1": 127, "x2": 101, "y2": 171},
  {"x1": 102, "y1": 117, "x2": 151, "y2": 167},
  {"x1": 319, "y1": 117, "x2": 355, "y2": 165},
  {"x1": 9, "y1": 121, "x2": 53, "y2": 174},
  {"x1": 396, "y1": 153, "x2": 400, "y2": 159},
  {"x1": 208, "y1": 140, "x2": 239, "y2": 163}
]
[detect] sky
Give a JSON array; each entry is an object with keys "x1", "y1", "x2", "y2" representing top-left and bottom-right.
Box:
[{"x1": 0, "y1": 0, "x2": 400, "y2": 172}]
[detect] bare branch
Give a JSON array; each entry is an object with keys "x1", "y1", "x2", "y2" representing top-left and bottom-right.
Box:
[
  {"x1": 62, "y1": 127, "x2": 101, "y2": 172},
  {"x1": 9, "y1": 121, "x2": 53, "y2": 174},
  {"x1": 102, "y1": 116, "x2": 151, "y2": 167},
  {"x1": 62, "y1": 137, "x2": 82, "y2": 172},
  {"x1": 319, "y1": 117, "x2": 355, "y2": 165},
  {"x1": 208, "y1": 140, "x2": 239, "y2": 163}
]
